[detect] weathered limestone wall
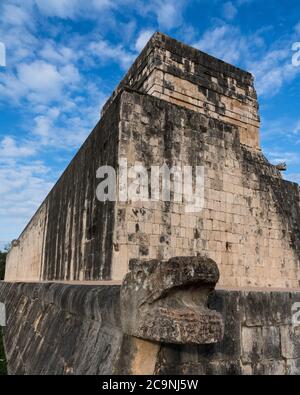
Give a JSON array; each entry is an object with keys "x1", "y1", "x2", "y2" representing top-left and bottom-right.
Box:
[
  {"x1": 159, "y1": 290, "x2": 300, "y2": 375},
  {"x1": 114, "y1": 89, "x2": 300, "y2": 287},
  {"x1": 6, "y1": 95, "x2": 121, "y2": 282},
  {"x1": 0, "y1": 282, "x2": 122, "y2": 375},
  {"x1": 5, "y1": 33, "x2": 300, "y2": 287},
  {"x1": 5, "y1": 203, "x2": 47, "y2": 281},
  {"x1": 102, "y1": 32, "x2": 260, "y2": 150},
  {"x1": 1, "y1": 281, "x2": 299, "y2": 375},
  {"x1": 3, "y1": 32, "x2": 299, "y2": 378},
  {"x1": 5, "y1": 88, "x2": 300, "y2": 287}
]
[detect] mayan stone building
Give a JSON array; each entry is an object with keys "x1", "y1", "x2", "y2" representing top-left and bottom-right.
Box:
[{"x1": 0, "y1": 33, "x2": 300, "y2": 375}]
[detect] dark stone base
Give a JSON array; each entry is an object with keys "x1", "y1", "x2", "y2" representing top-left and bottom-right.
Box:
[{"x1": 0, "y1": 282, "x2": 300, "y2": 375}]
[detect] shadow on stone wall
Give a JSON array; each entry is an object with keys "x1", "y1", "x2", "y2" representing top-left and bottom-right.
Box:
[{"x1": 0, "y1": 328, "x2": 7, "y2": 375}]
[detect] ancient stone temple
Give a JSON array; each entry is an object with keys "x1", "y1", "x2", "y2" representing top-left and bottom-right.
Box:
[{"x1": 0, "y1": 33, "x2": 300, "y2": 375}]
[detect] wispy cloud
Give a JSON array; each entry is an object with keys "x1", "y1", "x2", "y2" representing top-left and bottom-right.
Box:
[
  {"x1": 135, "y1": 29, "x2": 155, "y2": 52},
  {"x1": 156, "y1": 2, "x2": 181, "y2": 30},
  {"x1": 0, "y1": 160, "x2": 54, "y2": 241},
  {"x1": 223, "y1": 2, "x2": 238, "y2": 21},
  {"x1": 294, "y1": 120, "x2": 300, "y2": 135},
  {"x1": 265, "y1": 149, "x2": 300, "y2": 165},
  {"x1": 89, "y1": 40, "x2": 135, "y2": 70},
  {"x1": 193, "y1": 24, "x2": 247, "y2": 64},
  {"x1": 0, "y1": 137, "x2": 36, "y2": 160},
  {"x1": 34, "y1": 0, "x2": 115, "y2": 19},
  {"x1": 248, "y1": 49, "x2": 300, "y2": 96},
  {"x1": 285, "y1": 173, "x2": 300, "y2": 184}
]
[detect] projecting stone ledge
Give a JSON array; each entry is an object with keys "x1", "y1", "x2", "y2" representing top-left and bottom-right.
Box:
[{"x1": 120, "y1": 256, "x2": 224, "y2": 344}]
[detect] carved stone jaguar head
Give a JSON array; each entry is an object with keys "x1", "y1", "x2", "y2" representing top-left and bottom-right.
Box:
[{"x1": 120, "y1": 256, "x2": 224, "y2": 345}]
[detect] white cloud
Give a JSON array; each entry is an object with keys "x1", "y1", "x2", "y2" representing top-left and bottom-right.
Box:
[
  {"x1": 223, "y1": 2, "x2": 238, "y2": 21},
  {"x1": 285, "y1": 173, "x2": 300, "y2": 184},
  {"x1": 28, "y1": 81, "x2": 105, "y2": 150},
  {"x1": 135, "y1": 29, "x2": 154, "y2": 52},
  {"x1": 156, "y1": 2, "x2": 180, "y2": 30},
  {"x1": 294, "y1": 121, "x2": 300, "y2": 135},
  {"x1": 32, "y1": 0, "x2": 184, "y2": 32},
  {"x1": 261, "y1": 117, "x2": 293, "y2": 140},
  {"x1": 33, "y1": 115, "x2": 54, "y2": 139},
  {"x1": 89, "y1": 39, "x2": 135, "y2": 69},
  {"x1": 2, "y1": 3, "x2": 32, "y2": 27},
  {"x1": 248, "y1": 49, "x2": 300, "y2": 96},
  {"x1": 0, "y1": 42, "x2": 6, "y2": 67},
  {"x1": 0, "y1": 2, "x2": 38, "y2": 65},
  {"x1": 31, "y1": 110, "x2": 90, "y2": 147},
  {"x1": 193, "y1": 25, "x2": 246, "y2": 64},
  {"x1": 34, "y1": 0, "x2": 115, "y2": 19},
  {"x1": 59, "y1": 64, "x2": 81, "y2": 84},
  {"x1": 40, "y1": 42, "x2": 77, "y2": 65},
  {"x1": 0, "y1": 160, "x2": 53, "y2": 241},
  {"x1": 265, "y1": 149, "x2": 300, "y2": 165},
  {"x1": 0, "y1": 60, "x2": 82, "y2": 104},
  {"x1": 0, "y1": 2, "x2": 113, "y2": 241},
  {"x1": 34, "y1": 0, "x2": 80, "y2": 19},
  {"x1": 0, "y1": 137, "x2": 36, "y2": 160},
  {"x1": 133, "y1": 0, "x2": 185, "y2": 32},
  {"x1": 32, "y1": 107, "x2": 60, "y2": 144},
  {"x1": 91, "y1": 0, "x2": 115, "y2": 10},
  {"x1": 237, "y1": 0, "x2": 254, "y2": 4},
  {"x1": 17, "y1": 61, "x2": 63, "y2": 96}
]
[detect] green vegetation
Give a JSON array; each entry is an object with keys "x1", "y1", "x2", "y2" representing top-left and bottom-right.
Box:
[
  {"x1": 0, "y1": 251, "x2": 7, "y2": 281},
  {"x1": 0, "y1": 328, "x2": 7, "y2": 375},
  {"x1": 0, "y1": 251, "x2": 7, "y2": 374}
]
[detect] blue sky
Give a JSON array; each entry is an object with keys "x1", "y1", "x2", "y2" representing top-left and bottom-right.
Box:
[{"x1": 0, "y1": 0, "x2": 300, "y2": 247}]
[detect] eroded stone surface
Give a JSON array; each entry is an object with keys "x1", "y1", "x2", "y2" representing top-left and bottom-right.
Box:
[
  {"x1": 5, "y1": 33, "x2": 300, "y2": 289},
  {"x1": 102, "y1": 32, "x2": 260, "y2": 150},
  {"x1": 1, "y1": 282, "x2": 300, "y2": 375},
  {"x1": 121, "y1": 256, "x2": 224, "y2": 344},
  {"x1": 281, "y1": 325, "x2": 300, "y2": 359},
  {"x1": 2, "y1": 32, "x2": 300, "y2": 377}
]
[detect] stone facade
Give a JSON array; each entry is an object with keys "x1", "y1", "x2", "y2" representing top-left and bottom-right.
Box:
[
  {"x1": 2, "y1": 33, "x2": 300, "y2": 375},
  {"x1": 5, "y1": 33, "x2": 300, "y2": 288},
  {"x1": 159, "y1": 289, "x2": 300, "y2": 375},
  {"x1": 114, "y1": 89, "x2": 300, "y2": 287}
]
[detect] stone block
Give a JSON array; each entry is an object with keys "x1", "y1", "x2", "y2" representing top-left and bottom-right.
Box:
[
  {"x1": 262, "y1": 326, "x2": 281, "y2": 360},
  {"x1": 241, "y1": 327, "x2": 263, "y2": 364},
  {"x1": 252, "y1": 360, "x2": 286, "y2": 375},
  {"x1": 286, "y1": 358, "x2": 300, "y2": 375},
  {"x1": 281, "y1": 325, "x2": 300, "y2": 359}
]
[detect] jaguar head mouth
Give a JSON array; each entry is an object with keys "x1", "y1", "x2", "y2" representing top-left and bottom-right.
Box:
[{"x1": 120, "y1": 256, "x2": 224, "y2": 345}]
